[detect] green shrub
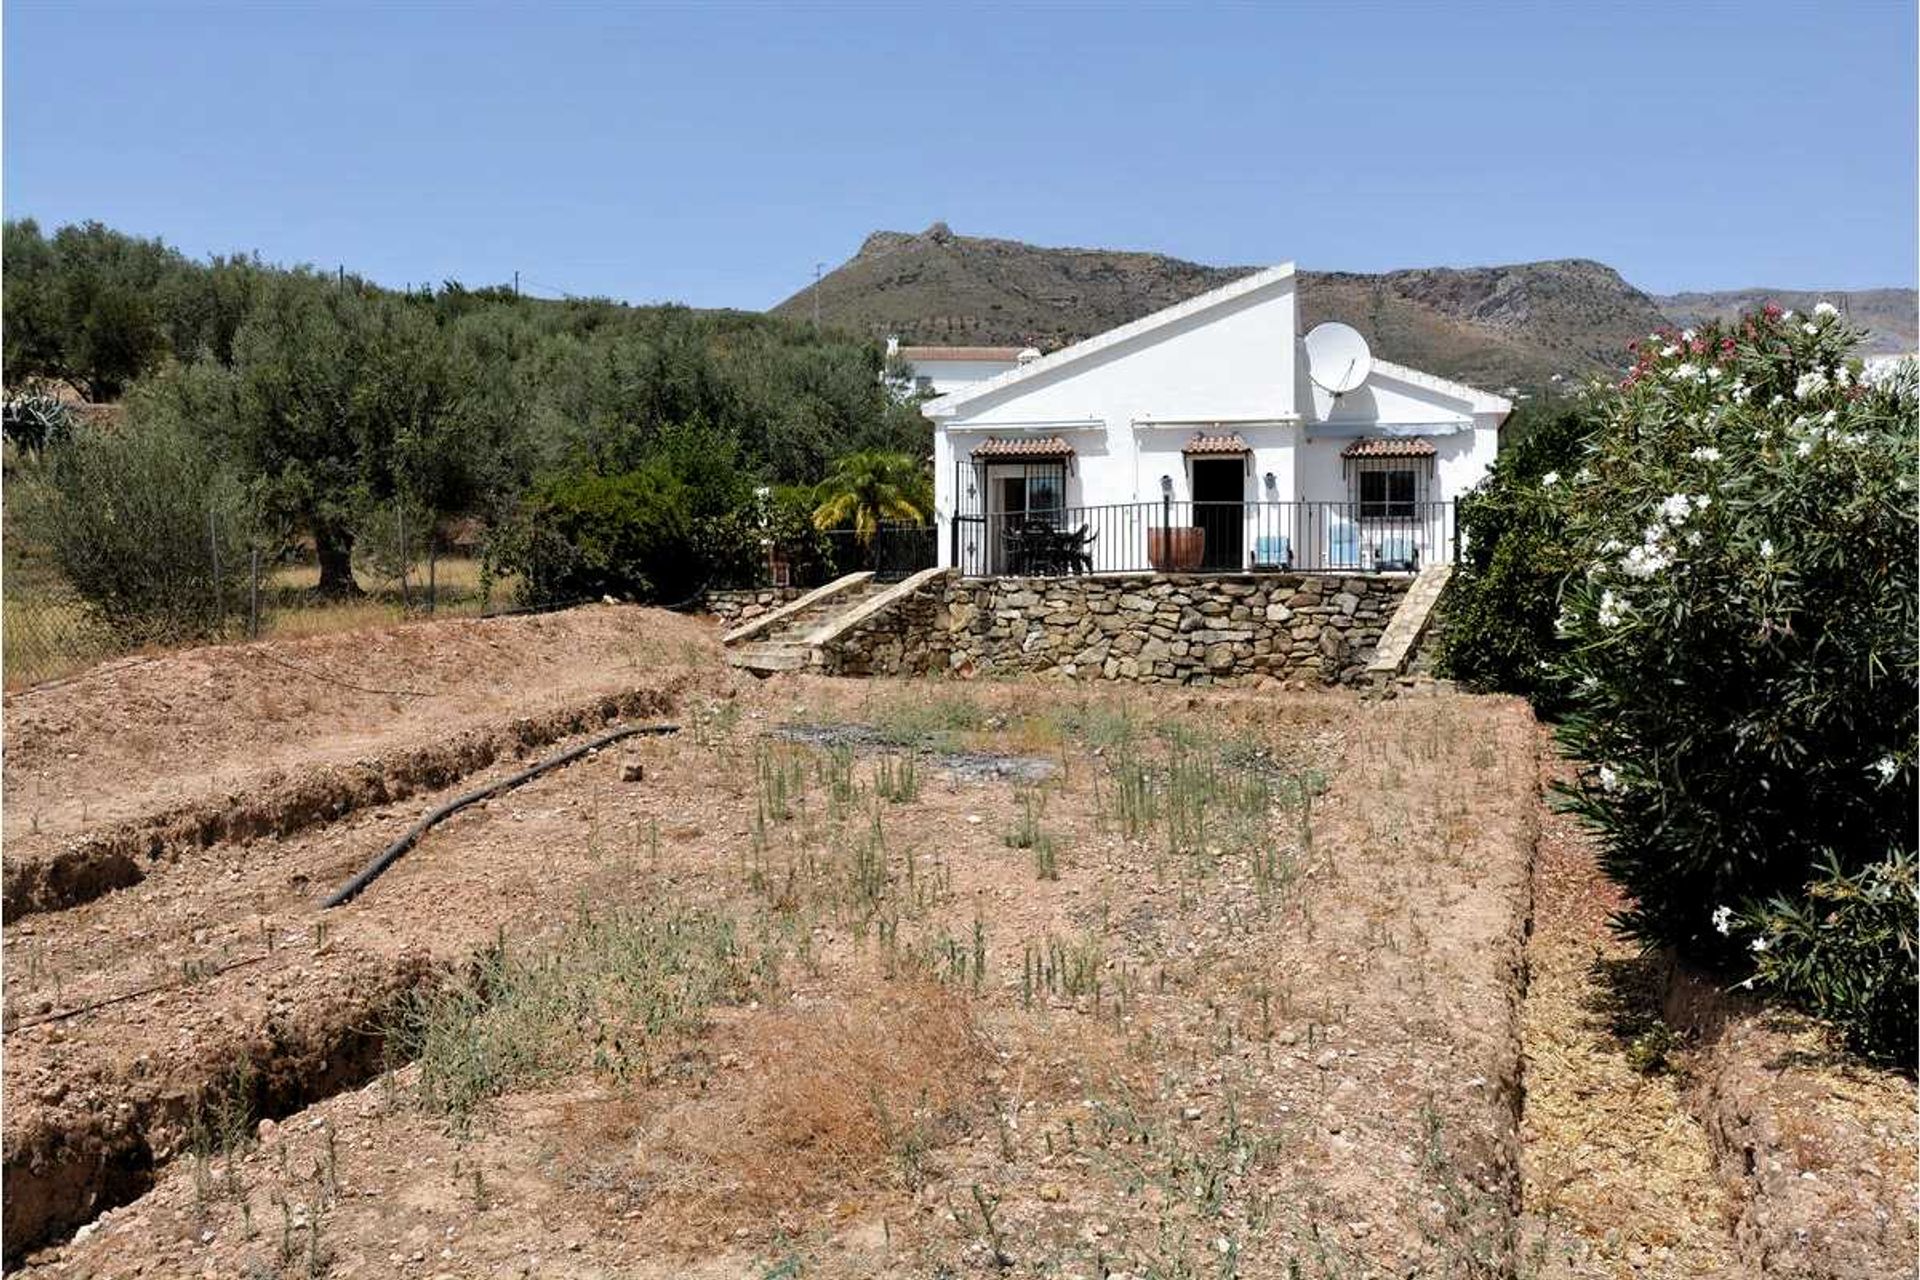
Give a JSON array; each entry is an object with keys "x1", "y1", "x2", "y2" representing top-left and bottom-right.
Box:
[
  {"x1": 1551, "y1": 303, "x2": 1916, "y2": 1060},
  {"x1": 494, "y1": 463, "x2": 699, "y2": 607},
  {"x1": 1733, "y1": 851, "x2": 1916, "y2": 1064},
  {"x1": 15, "y1": 416, "x2": 260, "y2": 643},
  {"x1": 1437, "y1": 406, "x2": 1594, "y2": 702}
]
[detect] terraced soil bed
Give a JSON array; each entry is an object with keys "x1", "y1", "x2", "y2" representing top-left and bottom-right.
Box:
[
  {"x1": 8, "y1": 676, "x2": 1541, "y2": 1277},
  {"x1": 3, "y1": 605, "x2": 714, "y2": 917}
]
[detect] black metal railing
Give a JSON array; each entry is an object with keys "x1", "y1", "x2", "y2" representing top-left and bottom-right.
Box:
[{"x1": 950, "y1": 501, "x2": 1454, "y2": 577}]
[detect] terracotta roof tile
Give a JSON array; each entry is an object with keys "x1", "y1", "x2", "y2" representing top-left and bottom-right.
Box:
[
  {"x1": 1341, "y1": 436, "x2": 1436, "y2": 459},
  {"x1": 898, "y1": 345, "x2": 1027, "y2": 362},
  {"x1": 1181, "y1": 433, "x2": 1249, "y2": 455},
  {"x1": 971, "y1": 436, "x2": 1074, "y2": 459}
]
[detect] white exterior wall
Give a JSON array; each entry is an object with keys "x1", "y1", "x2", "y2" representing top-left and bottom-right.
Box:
[
  {"x1": 925, "y1": 264, "x2": 1509, "y2": 571},
  {"x1": 906, "y1": 357, "x2": 1021, "y2": 397}
]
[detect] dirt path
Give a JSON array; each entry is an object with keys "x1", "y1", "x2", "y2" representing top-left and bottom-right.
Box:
[
  {"x1": 11, "y1": 680, "x2": 1544, "y2": 1277},
  {"x1": 1518, "y1": 724, "x2": 1744, "y2": 1276}
]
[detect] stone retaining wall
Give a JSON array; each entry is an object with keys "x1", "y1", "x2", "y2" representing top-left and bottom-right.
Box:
[
  {"x1": 945, "y1": 574, "x2": 1409, "y2": 686},
  {"x1": 705, "y1": 586, "x2": 803, "y2": 626},
  {"x1": 815, "y1": 584, "x2": 949, "y2": 678},
  {"x1": 809, "y1": 573, "x2": 1412, "y2": 687}
]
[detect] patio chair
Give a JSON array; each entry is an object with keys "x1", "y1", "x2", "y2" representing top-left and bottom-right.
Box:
[
  {"x1": 1326, "y1": 516, "x2": 1359, "y2": 568},
  {"x1": 1066, "y1": 524, "x2": 1097, "y2": 575},
  {"x1": 1373, "y1": 532, "x2": 1419, "y2": 572},
  {"x1": 1252, "y1": 535, "x2": 1292, "y2": 572}
]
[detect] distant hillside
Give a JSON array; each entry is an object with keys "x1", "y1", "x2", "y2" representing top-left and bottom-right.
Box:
[
  {"x1": 774, "y1": 224, "x2": 1912, "y2": 392},
  {"x1": 1655, "y1": 288, "x2": 1915, "y2": 355}
]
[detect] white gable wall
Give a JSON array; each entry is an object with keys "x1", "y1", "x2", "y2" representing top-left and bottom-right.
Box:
[{"x1": 930, "y1": 274, "x2": 1299, "y2": 562}]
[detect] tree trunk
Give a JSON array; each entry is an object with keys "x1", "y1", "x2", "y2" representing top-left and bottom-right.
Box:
[{"x1": 313, "y1": 523, "x2": 363, "y2": 598}]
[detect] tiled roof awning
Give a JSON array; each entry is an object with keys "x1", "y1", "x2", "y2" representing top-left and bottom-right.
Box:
[
  {"x1": 972, "y1": 436, "x2": 1074, "y2": 460},
  {"x1": 1341, "y1": 436, "x2": 1436, "y2": 459},
  {"x1": 1181, "y1": 433, "x2": 1250, "y2": 455},
  {"x1": 900, "y1": 345, "x2": 1026, "y2": 362}
]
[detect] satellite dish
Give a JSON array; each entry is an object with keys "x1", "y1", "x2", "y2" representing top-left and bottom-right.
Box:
[{"x1": 1304, "y1": 322, "x2": 1373, "y2": 396}]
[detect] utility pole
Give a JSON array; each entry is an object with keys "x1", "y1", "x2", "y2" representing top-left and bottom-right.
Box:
[
  {"x1": 513, "y1": 270, "x2": 520, "y2": 298},
  {"x1": 813, "y1": 262, "x2": 825, "y2": 329}
]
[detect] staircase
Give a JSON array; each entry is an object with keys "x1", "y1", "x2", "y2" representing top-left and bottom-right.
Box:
[
  {"x1": 724, "y1": 574, "x2": 888, "y2": 674},
  {"x1": 1364, "y1": 564, "x2": 1453, "y2": 688}
]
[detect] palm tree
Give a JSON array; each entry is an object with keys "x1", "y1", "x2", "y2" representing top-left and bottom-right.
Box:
[{"x1": 810, "y1": 450, "x2": 932, "y2": 547}]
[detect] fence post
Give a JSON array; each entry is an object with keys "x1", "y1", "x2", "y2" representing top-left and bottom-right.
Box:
[
  {"x1": 396, "y1": 501, "x2": 412, "y2": 613},
  {"x1": 427, "y1": 533, "x2": 437, "y2": 615},
  {"x1": 208, "y1": 508, "x2": 221, "y2": 635},
  {"x1": 249, "y1": 549, "x2": 260, "y2": 639}
]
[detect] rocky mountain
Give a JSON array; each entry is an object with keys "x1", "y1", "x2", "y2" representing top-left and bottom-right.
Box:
[
  {"x1": 773, "y1": 223, "x2": 1913, "y2": 393},
  {"x1": 1655, "y1": 288, "x2": 1915, "y2": 355}
]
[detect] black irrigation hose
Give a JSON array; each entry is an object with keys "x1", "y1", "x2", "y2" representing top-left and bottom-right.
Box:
[{"x1": 320, "y1": 722, "x2": 680, "y2": 909}]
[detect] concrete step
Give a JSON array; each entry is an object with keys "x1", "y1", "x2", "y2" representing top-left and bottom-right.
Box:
[
  {"x1": 761, "y1": 581, "x2": 885, "y2": 644},
  {"x1": 725, "y1": 643, "x2": 813, "y2": 674}
]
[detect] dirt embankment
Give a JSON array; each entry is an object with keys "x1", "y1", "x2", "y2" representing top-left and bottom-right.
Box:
[
  {"x1": 1519, "y1": 721, "x2": 1916, "y2": 1278},
  {"x1": 2, "y1": 605, "x2": 722, "y2": 918}
]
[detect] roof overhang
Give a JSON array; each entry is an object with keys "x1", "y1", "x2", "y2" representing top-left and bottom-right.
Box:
[
  {"x1": 1182, "y1": 433, "x2": 1250, "y2": 456},
  {"x1": 1341, "y1": 436, "x2": 1437, "y2": 459},
  {"x1": 970, "y1": 436, "x2": 1075, "y2": 460}
]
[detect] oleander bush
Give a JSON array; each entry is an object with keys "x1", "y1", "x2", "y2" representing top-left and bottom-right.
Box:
[{"x1": 1550, "y1": 303, "x2": 1916, "y2": 1062}]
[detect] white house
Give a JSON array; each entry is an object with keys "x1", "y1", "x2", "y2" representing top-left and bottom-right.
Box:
[
  {"x1": 887, "y1": 338, "x2": 1042, "y2": 398},
  {"x1": 922, "y1": 263, "x2": 1510, "y2": 576}
]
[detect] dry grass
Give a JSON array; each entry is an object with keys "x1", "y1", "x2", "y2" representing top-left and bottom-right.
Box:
[
  {"x1": 1518, "y1": 721, "x2": 1742, "y2": 1276},
  {"x1": 3, "y1": 557, "x2": 519, "y2": 687},
  {"x1": 614, "y1": 979, "x2": 991, "y2": 1240}
]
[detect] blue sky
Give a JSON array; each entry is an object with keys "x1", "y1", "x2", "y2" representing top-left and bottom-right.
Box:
[{"x1": 6, "y1": 1, "x2": 1914, "y2": 309}]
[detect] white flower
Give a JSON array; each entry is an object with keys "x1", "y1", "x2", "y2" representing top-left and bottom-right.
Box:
[
  {"x1": 1712, "y1": 905, "x2": 1734, "y2": 935},
  {"x1": 1812, "y1": 301, "x2": 1839, "y2": 319},
  {"x1": 1690, "y1": 446, "x2": 1723, "y2": 462},
  {"x1": 1621, "y1": 542, "x2": 1672, "y2": 578},
  {"x1": 1670, "y1": 362, "x2": 1701, "y2": 382},
  {"x1": 1759, "y1": 539, "x2": 1775, "y2": 558},
  {"x1": 1598, "y1": 764, "x2": 1622, "y2": 793},
  {"x1": 1659, "y1": 494, "x2": 1695, "y2": 524},
  {"x1": 1598, "y1": 589, "x2": 1627, "y2": 628},
  {"x1": 1835, "y1": 364, "x2": 1854, "y2": 387},
  {"x1": 1660, "y1": 344, "x2": 1681, "y2": 358},
  {"x1": 1575, "y1": 467, "x2": 1594, "y2": 483},
  {"x1": 1795, "y1": 439, "x2": 1814, "y2": 457},
  {"x1": 1705, "y1": 365, "x2": 1723, "y2": 380},
  {"x1": 1802, "y1": 323, "x2": 1819, "y2": 335},
  {"x1": 1540, "y1": 471, "x2": 1560, "y2": 487},
  {"x1": 1693, "y1": 494, "x2": 1711, "y2": 512},
  {"x1": 1685, "y1": 530, "x2": 1703, "y2": 547},
  {"x1": 1794, "y1": 370, "x2": 1828, "y2": 399},
  {"x1": 1680, "y1": 328, "x2": 1696, "y2": 343},
  {"x1": 1872, "y1": 756, "x2": 1899, "y2": 783},
  {"x1": 1598, "y1": 538, "x2": 1625, "y2": 554},
  {"x1": 1750, "y1": 935, "x2": 1770, "y2": 954},
  {"x1": 1780, "y1": 309, "x2": 1795, "y2": 321},
  {"x1": 1820, "y1": 409, "x2": 1838, "y2": 426}
]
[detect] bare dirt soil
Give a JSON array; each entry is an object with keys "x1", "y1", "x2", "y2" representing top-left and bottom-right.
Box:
[
  {"x1": 6, "y1": 623, "x2": 1909, "y2": 1279},
  {"x1": 3, "y1": 606, "x2": 716, "y2": 916},
  {"x1": 1518, "y1": 724, "x2": 1916, "y2": 1279},
  {"x1": 7, "y1": 663, "x2": 1543, "y2": 1277}
]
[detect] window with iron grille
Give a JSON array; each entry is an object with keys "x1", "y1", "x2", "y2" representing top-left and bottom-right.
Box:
[{"x1": 1357, "y1": 467, "x2": 1418, "y2": 518}]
